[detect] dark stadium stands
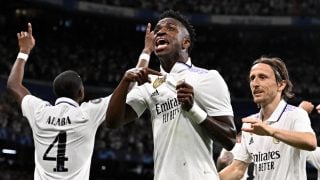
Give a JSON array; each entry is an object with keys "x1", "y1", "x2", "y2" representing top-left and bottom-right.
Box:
[{"x1": 0, "y1": 0, "x2": 320, "y2": 179}]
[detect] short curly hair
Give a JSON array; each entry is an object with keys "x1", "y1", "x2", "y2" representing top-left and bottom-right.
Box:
[
  {"x1": 53, "y1": 70, "x2": 83, "y2": 100},
  {"x1": 159, "y1": 10, "x2": 196, "y2": 55}
]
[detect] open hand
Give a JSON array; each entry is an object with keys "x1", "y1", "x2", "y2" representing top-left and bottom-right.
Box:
[{"x1": 241, "y1": 117, "x2": 274, "y2": 136}]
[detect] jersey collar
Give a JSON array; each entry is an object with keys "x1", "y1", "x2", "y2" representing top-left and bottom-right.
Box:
[
  {"x1": 55, "y1": 97, "x2": 79, "y2": 107},
  {"x1": 261, "y1": 99, "x2": 287, "y2": 123},
  {"x1": 160, "y1": 57, "x2": 192, "y2": 74}
]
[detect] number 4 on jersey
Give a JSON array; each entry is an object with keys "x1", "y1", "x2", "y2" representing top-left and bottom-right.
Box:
[{"x1": 43, "y1": 131, "x2": 68, "y2": 172}]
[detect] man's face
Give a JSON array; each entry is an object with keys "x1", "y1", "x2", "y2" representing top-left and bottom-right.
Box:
[
  {"x1": 249, "y1": 63, "x2": 283, "y2": 106},
  {"x1": 153, "y1": 17, "x2": 188, "y2": 57}
]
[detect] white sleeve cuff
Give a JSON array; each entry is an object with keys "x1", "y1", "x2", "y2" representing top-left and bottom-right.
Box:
[
  {"x1": 17, "y1": 52, "x2": 29, "y2": 61},
  {"x1": 185, "y1": 103, "x2": 207, "y2": 124},
  {"x1": 139, "y1": 52, "x2": 150, "y2": 62}
]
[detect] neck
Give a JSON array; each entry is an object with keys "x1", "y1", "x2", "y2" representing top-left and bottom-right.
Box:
[
  {"x1": 159, "y1": 53, "x2": 188, "y2": 73},
  {"x1": 259, "y1": 97, "x2": 282, "y2": 121}
]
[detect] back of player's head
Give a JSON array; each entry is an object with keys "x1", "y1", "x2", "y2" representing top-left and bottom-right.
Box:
[
  {"x1": 53, "y1": 70, "x2": 83, "y2": 100},
  {"x1": 159, "y1": 10, "x2": 196, "y2": 54},
  {"x1": 252, "y1": 56, "x2": 294, "y2": 100}
]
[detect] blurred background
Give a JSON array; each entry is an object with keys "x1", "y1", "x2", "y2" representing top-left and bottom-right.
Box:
[{"x1": 0, "y1": 0, "x2": 320, "y2": 179}]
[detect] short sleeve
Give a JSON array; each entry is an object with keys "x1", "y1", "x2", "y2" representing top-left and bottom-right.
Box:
[
  {"x1": 80, "y1": 96, "x2": 110, "y2": 126},
  {"x1": 194, "y1": 70, "x2": 233, "y2": 117},
  {"x1": 21, "y1": 95, "x2": 51, "y2": 128},
  {"x1": 292, "y1": 108, "x2": 315, "y2": 133},
  {"x1": 126, "y1": 86, "x2": 147, "y2": 118},
  {"x1": 307, "y1": 147, "x2": 320, "y2": 169},
  {"x1": 232, "y1": 133, "x2": 252, "y2": 164}
]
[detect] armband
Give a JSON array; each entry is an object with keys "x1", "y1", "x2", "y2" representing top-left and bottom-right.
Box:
[
  {"x1": 185, "y1": 103, "x2": 207, "y2": 124},
  {"x1": 17, "y1": 52, "x2": 29, "y2": 61},
  {"x1": 139, "y1": 52, "x2": 150, "y2": 62}
]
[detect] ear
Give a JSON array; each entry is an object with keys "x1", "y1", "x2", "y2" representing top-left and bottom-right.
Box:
[
  {"x1": 77, "y1": 86, "x2": 85, "y2": 103},
  {"x1": 277, "y1": 80, "x2": 286, "y2": 92},
  {"x1": 182, "y1": 38, "x2": 190, "y2": 50}
]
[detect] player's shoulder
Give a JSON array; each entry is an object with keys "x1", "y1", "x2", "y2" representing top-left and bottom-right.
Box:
[
  {"x1": 285, "y1": 104, "x2": 297, "y2": 111},
  {"x1": 188, "y1": 65, "x2": 209, "y2": 74},
  {"x1": 22, "y1": 94, "x2": 51, "y2": 108},
  {"x1": 285, "y1": 104, "x2": 308, "y2": 116},
  {"x1": 188, "y1": 65, "x2": 222, "y2": 78},
  {"x1": 81, "y1": 96, "x2": 111, "y2": 108},
  {"x1": 23, "y1": 94, "x2": 42, "y2": 102}
]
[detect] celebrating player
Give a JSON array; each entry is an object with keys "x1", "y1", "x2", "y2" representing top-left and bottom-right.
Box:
[
  {"x1": 219, "y1": 56, "x2": 317, "y2": 180},
  {"x1": 7, "y1": 22, "x2": 153, "y2": 180},
  {"x1": 106, "y1": 10, "x2": 236, "y2": 180}
]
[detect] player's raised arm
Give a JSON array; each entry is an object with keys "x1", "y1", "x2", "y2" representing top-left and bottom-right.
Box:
[
  {"x1": 106, "y1": 67, "x2": 161, "y2": 128},
  {"x1": 7, "y1": 23, "x2": 35, "y2": 105},
  {"x1": 136, "y1": 23, "x2": 154, "y2": 68}
]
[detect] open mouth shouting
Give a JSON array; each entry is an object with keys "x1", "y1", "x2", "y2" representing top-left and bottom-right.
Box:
[{"x1": 155, "y1": 37, "x2": 169, "y2": 53}]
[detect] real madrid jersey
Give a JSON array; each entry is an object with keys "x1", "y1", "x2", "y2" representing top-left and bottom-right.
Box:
[
  {"x1": 307, "y1": 147, "x2": 320, "y2": 180},
  {"x1": 233, "y1": 100, "x2": 315, "y2": 180},
  {"x1": 126, "y1": 59, "x2": 233, "y2": 180},
  {"x1": 21, "y1": 95, "x2": 110, "y2": 180}
]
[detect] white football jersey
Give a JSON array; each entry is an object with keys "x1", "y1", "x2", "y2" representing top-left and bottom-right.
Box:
[
  {"x1": 233, "y1": 100, "x2": 315, "y2": 180},
  {"x1": 307, "y1": 147, "x2": 320, "y2": 180},
  {"x1": 21, "y1": 95, "x2": 110, "y2": 180},
  {"x1": 126, "y1": 59, "x2": 233, "y2": 180}
]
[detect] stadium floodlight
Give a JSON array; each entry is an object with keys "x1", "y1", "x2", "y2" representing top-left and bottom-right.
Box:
[{"x1": 2, "y1": 149, "x2": 17, "y2": 155}]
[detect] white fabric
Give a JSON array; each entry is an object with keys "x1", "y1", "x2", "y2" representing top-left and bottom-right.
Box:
[
  {"x1": 126, "y1": 59, "x2": 233, "y2": 180},
  {"x1": 17, "y1": 52, "x2": 29, "y2": 61},
  {"x1": 21, "y1": 95, "x2": 110, "y2": 180},
  {"x1": 233, "y1": 100, "x2": 315, "y2": 180},
  {"x1": 307, "y1": 147, "x2": 320, "y2": 180},
  {"x1": 221, "y1": 144, "x2": 249, "y2": 180}
]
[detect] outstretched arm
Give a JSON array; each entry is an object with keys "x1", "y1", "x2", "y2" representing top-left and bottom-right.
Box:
[
  {"x1": 106, "y1": 67, "x2": 162, "y2": 128},
  {"x1": 219, "y1": 159, "x2": 249, "y2": 180},
  {"x1": 7, "y1": 23, "x2": 35, "y2": 105},
  {"x1": 105, "y1": 23, "x2": 158, "y2": 127},
  {"x1": 176, "y1": 81, "x2": 237, "y2": 151},
  {"x1": 242, "y1": 117, "x2": 317, "y2": 151}
]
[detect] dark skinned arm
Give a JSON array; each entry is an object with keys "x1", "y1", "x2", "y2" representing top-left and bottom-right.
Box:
[
  {"x1": 177, "y1": 81, "x2": 236, "y2": 151},
  {"x1": 106, "y1": 67, "x2": 162, "y2": 128},
  {"x1": 202, "y1": 116, "x2": 236, "y2": 151},
  {"x1": 7, "y1": 23, "x2": 35, "y2": 105},
  {"x1": 106, "y1": 23, "x2": 158, "y2": 126},
  {"x1": 135, "y1": 23, "x2": 154, "y2": 68}
]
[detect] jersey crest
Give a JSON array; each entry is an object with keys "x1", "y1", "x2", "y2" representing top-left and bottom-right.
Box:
[
  {"x1": 272, "y1": 137, "x2": 280, "y2": 144},
  {"x1": 153, "y1": 76, "x2": 166, "y2": 89}
]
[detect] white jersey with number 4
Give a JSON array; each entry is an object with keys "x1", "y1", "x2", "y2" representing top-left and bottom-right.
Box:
[
  {"x1": 233, "y1": 100, "x2": 315, "y2": 180},
  {"x1": 22, "y1": 95, "x2": 110, "y2": 180},
  {"x1": 126, "y1": 59, "x2": 233, "y2": 180}
]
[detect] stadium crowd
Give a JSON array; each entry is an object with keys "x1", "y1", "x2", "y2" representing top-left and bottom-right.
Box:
[
  {"x1": 0, "y1": 0, "x2": 320, "y2": 179},
  {"x1": 84, "y1": 0, "x2": 320, "y2": 16}
]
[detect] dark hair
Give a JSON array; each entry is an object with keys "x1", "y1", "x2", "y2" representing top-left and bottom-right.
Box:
[
  {"x1": 159, "y1": 10, "x2": 196, "y2": 54},
  {"x1": 53, "y1": 70, "x2": 83, "y2": 100},
  {"x1": 252, "y1": 56, "x2": 294, "y2": 100}
]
